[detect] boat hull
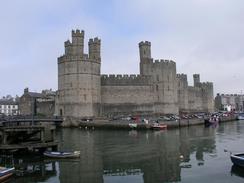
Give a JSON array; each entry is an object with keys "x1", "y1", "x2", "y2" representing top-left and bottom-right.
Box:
[
  {"x1": 128, "y1": 123, "x2": 137, "y2": 129},
  {"x1": 0, "y1": 167, "x2": 15, "y2": 182},
  {"x1": 43, "y1": 151, "x2": 80, "y2": 158},
  {"x1": 237, "y1": 115, "x2": 244, "y2": 120},
  {"x1": 231, "y1": 154, "x2": 244, "y2": 167},
  {"x1": 151, "y1": 124, "x2": 167, "y2": 130},
  {"x1": 0, "y1": 172, "x2": 13, "y2": 182}
]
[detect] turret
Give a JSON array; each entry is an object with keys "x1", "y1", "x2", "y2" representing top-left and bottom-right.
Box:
[
  {"x1": 193, "y1": 74, "x2": 200, "y2": 87},
  {"x1": 139, "y1": 41, "x2": 151, "y2": 62},
  {"x1": 89, "y1": 37, "x2": 101, "y2": 61},
  {"x1": 139, "y1": 41, "x2": 152, "y2": 75},
  {"x1": 71, "y1": 29, "x2": 84, "y2": 56},
  {"x1": 64, "y1": 40, "x2": 72, "y2": 55}
]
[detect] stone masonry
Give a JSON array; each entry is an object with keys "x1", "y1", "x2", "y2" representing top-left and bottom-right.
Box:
[{"x1": 56, "y1": 29, "x2": 214, "y2": 118}]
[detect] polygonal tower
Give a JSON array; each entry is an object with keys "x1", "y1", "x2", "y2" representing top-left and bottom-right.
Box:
[
  {"x1": 56, "y1": 29, "x2": 101, "y2": 118},
  {"x1": 139, "y1": 41, "x2": 153, "y2": 75}
]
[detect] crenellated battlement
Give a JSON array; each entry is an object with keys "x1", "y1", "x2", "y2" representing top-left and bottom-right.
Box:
[
  {"x1": 176, "y1": 73, "x2": 187, "y2": 80},
  {"x1": 176, "y1": 73, "x2": 187, "y2": 78},
  {"x1": 101, "y1": 74, "x2": 152, "y2": 86},
  {"x1": 72, "y1": 29, "x2": 84, "y2": 37},
  {"x1": 89, "y1": 37, "x2": 101, "y2": 44},
  {"x1": 139, "y1": 41, "x2": 151, "y2": 47},
  {"x1": 153, "y1": 59, "x2": 175, "y2": 64},
  {"x1": 200, "y1": 82, "x2": 213, "y2": 88}
]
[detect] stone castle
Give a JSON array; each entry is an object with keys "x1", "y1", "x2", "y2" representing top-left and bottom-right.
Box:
[{"x1": 56, "y1": 29, "x2": 214, "y2": 118}]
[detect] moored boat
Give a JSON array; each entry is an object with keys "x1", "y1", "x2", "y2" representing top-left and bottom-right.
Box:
[
  {"x1": 43, "y1": 151, "x2": 80, "y2": 158},
  {"x1": 204, "y1": 116, "x2": 219, "y2": 126},
  {"x1": 237, "y1": 113, "x2": 244, "y2": 120},
  {"x1": 151, "y1": 123, "x2": 167, "y2": 130},
  {"x1": 230, "y1": 153, "x2": 244, "y2": 167},
  {"x1": 0, "y1": 167, "x2": 15, "y2": 182},
  {"x1": 128, "y1": 123, "x2": 137, "y2": 129}
]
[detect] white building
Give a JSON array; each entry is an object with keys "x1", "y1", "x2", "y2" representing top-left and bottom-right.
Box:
[
  {"x1": 0, "y1": 100, "x2": 19, "y2": 116},
  {"x1": 215, "y1": 93, "x2": 244, "y2": 112}
]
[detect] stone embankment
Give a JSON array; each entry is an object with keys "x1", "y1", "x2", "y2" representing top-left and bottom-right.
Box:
[
  {"x1": 78, "y1": 118, "x2": 204, "y2": 130},
  {"x1": 63, "y1": 115, "x2": 238, "y2": 129}
]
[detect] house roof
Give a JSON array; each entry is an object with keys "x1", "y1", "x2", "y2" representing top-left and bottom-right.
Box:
[
  {"x1": 27, "y1": 92, "x2": 44, "y2": 98},
  {"x1": 0, "y1": 100, "x2": 18, "y2": 105}
]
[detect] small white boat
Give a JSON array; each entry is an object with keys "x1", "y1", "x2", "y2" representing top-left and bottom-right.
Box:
[
  {"x1": 237, "y1": 113, "x2": 244, "y2": 120},
  {"x1": 43, "y1": 151, "x2": 80, "y2": 158},
  {"x1": 129, "y1": 123, "x2": 137, "y2": 128},
  {"x1": 151, "y1": 123, "x2": 167, "y2": 130},
  {"x1": 0, "y1": 167, "x2": 15, "y2": 181}
]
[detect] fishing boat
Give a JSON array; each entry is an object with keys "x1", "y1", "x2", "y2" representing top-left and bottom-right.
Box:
[
  {"x1": 230, "y1": 153, "x2": 244, "y2": 167},
  {"x1": 151, "y1": 123, "x2": 167, "y2": 130},
  {"x1": 43, "y1": 151, "x2": 80, "y2": 158},
  {"x1": 0, "y1": 167, "x2": 15, "y2": 182}
]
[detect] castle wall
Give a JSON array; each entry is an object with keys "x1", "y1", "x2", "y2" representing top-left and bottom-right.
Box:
[
  {"x1": 57, "y1": 30, "x2": 215, "y2": 119},
  {"x1": 140, "y1": 58, "x2": 179, "y2": 114},
  {"x1": 101, "y1": 75, "x2": 154, "y2": 115},
  {"x1": 187, "y1": 86, "x2": 203, "y2": 112},
  {"x1": 198, "y1": 82, "x2": 214, "y2": 112}
]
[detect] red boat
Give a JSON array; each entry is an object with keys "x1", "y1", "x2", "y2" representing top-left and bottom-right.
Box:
[{"x1": 151, "y1": 123, "x2": 167, "y2": 130}]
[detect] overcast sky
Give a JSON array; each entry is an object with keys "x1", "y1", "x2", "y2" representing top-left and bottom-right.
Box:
[{"x1": 1, "y1": 0, "x2": 244, "y2": 97}]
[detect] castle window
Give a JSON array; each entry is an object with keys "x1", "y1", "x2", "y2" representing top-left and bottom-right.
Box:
[
  {"x1": 156, "y1": 75, "x2": 159, "y2": 81},
  {"x1": 156, "y1": 85, "x2": 159, "y2": 91}
]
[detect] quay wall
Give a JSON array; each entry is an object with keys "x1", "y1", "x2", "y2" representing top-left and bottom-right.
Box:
[{"x1": 62, "y1": 115, "x2": 237, "y2": 128}]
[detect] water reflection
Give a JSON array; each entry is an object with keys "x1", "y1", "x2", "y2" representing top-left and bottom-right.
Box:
[
  {"x1": 6, "y1": 121, "x2": 244, "y2": 183},
  {"x1": 55, "y1": 125, "x2": 217, "y2": 183},
  {"x1": 231, "y1": 165, "x2": 244, "y2": 178},
  {"x1": 0, "y1": 155, "x2": 57, "y2": 182}
]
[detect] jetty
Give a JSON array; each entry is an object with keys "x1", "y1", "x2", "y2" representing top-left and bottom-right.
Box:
[{"x1": 0, "y1": 117, "x2": 63, "y2": 152}]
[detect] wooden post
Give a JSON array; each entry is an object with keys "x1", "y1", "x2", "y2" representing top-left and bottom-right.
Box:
[{"x1": 41, "y1": 130, "x2": 45, "y2": 142}]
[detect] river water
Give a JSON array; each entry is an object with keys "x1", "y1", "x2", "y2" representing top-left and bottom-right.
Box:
[{"x1": 3, "y1": 120, "x2": 244, "y2": 183}]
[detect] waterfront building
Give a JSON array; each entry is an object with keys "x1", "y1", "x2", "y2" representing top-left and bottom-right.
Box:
[
  {"x1": 56, "y1": 29, "x2": 214, "y2": 119},
  {"x1": 19, "y1": 88, "x2": 55, "y2": 116},
  {"x1": 0, "y1": 97, "x2": 19, "y2": 116},
  {"x1": 215, "y1": 93, "x2": 244, "y2": 112}
]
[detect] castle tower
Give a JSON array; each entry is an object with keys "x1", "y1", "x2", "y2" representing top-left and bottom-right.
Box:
[
  {"x1": 57, "y1": 29, "x2": 101, "y2": 119},
  {"x1": 139, "y1": 41, "x2": 151, "y2": 61},
  {"x1": 89, "y1": 37, "x2": 101, "y2": 61},
  {"x1": 139, "y1": 41, "x2": 153, "y2": 75},
  {"x1": 193, "y1": 74, "x2": 200, "y2": 87}
]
